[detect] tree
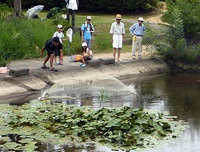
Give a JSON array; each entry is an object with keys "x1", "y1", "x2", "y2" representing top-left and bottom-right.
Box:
[{"x1": 14, "y1": 0, "x2": 23, "y2": 18}]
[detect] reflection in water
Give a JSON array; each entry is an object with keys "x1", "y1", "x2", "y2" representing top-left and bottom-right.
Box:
[
  {"x1": 47, "y1": 73, "x2": 200, "y2": 152},
  {"x1": 132, "y1": 74, "x2": 200, "y2": 152}
]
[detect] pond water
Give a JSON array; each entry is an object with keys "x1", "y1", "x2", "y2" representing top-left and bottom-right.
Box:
[
  {"x1": 66, "y1": 73, "x2": 200, "y2": 152},
  {"x1": 3, "y1": 73, "x2": 200, "y2": 152}
]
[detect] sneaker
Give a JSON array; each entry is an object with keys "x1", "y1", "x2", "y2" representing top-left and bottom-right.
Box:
[
  {"x1": 118, "y1": 58, "x2": 123, "y2": 62},
  {"x1": 41, "y1": 65, "x2": 49, "y2": 69},
  {"x1": 58, "y1": 63, "x2": 63, "y2": 65},
  {"x1": 138, "y1": 56, "x2": 142, "y2": 60},
  {"x1": 82, "y1": 64, "x2": 86, "y2": 67},
  {"x1": 50, "y1": 68, "x2": 58, "y2": 72},
  {"x1": 80, "y1": 64, "x2": 86, "y2": 68},
  {"x1": 54, "y1": 62, "x2": 58, "y2": 66},
  {"x1": 115, "y1": 59, "x2": 118, "y2": 62},
  {"x1": 132, "y1": 56, "x2": 136, "y2": 60}
]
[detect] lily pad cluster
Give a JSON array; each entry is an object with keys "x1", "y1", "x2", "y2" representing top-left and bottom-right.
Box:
[{"x1": 0, "y1": 101, "x2": 186, "y2": 151}]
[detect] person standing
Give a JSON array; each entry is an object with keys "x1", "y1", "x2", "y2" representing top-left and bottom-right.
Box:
[
  {"x1": 52, "y1": 24, "x2": 65, "y2": 65},
  {"x1": 129, "y1": 17, "x2": 146, "y2": 60},
  {"x1": 81, "y1": 16, "x2": 95, "y2": 49},
  {"x1": 41, "y1": 37, "x2": 62, "y2": 72},
  {"x1": 65, "y1": 0, "x2": 79, "y2": 27},
  {"x1": 110, "y1": 14, "x2": 125, "y2": 62}
]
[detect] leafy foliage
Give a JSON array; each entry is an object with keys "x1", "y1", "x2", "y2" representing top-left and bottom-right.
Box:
[
  {"x1": 153, "y1": 0, "x2": 200, "y2": 64},
  {"x1": 162, "y1": 0, "x2": 200, "y2": 39},
  {"x1": 0, "y1": 101, "x2": 186, "y2": 151}
]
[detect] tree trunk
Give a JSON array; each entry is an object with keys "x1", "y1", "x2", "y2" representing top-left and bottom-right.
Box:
[{"x1": 14, "y1": 0, "x2": 23, "y2": 18}]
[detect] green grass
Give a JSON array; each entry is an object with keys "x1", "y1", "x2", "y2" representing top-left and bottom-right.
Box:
[{"x1": 0, "y1": 11, "x2": 161, "y2": 66}]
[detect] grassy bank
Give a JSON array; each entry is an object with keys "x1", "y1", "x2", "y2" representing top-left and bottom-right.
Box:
[{"x1": 0, "y1": 12, "x2": 160, "y2": 66}]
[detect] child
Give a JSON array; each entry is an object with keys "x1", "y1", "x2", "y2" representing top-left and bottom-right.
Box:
[
  {"x1": 82, "y1": 42, "x2": 93, "y2": 61},
  {"x1": 52, "y1": 24, "x2": 68, "y2": 65}
]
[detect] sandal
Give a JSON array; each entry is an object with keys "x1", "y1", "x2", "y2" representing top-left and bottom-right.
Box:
[
  {"x1": 50, "y1": 68, "x2": 58, "y2": 72},
  {"x1": 41, "y1": 65, "x2": 49, "y2": 69}
]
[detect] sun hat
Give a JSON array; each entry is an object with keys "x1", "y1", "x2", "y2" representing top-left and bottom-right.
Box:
[
  {"x1": 138, "y1": 17, "x2": 144, "y2": 21},
  {"x1": 57, "y1": 24, "x2": 63, "y2": 28},
  {"x1": 53, "y1": 37, "x2": 60, "y2": 43},
  {"x1": 116, "y1": 14, "x2": 122, "y2": 19},
  {"x1": 82, "y1": 42, "x2": 87, "y2": 47},
  {"x1": 86, "y1": 16, "x2": 92, "y2": 20}
]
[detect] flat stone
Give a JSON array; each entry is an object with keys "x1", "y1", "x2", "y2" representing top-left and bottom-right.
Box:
[
  {"x1": 9, "y1": 68, "x2": 29, "y2": 77},
  {"x1": 86, "y1": 59, "x2": 101, "y2": 67},
  {"x1": 98, "y1": 58, "x2": 115, "y2": 64}
]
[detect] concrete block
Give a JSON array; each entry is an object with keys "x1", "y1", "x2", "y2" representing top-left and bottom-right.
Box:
[
  {"x1": 9, "y1": 68, "x2": 29, "y2": 77},
  {"x1": 99, "y1": 58, "x2": 115, "y2": 64},
  {"x1": 86, "y1": 59, "x2": 101, "y2": 67}
]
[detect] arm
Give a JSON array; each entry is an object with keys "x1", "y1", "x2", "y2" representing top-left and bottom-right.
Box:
[
  {"x1": 122, "y1": 23, "x2": 125, "y2": 42},
  {"x1": 110, "y1": 23, "x2": 114, "y2": 43},
  {"x1": 41, "y1": 47, "x2": 45, "y2": 56},
  {"x1": 76, "y1": 0, "x2": 79, "y2": 7},
  {"x1": 81, "y1": 24, "x2": 85, "y2": 42},
  {"x1": 129, "y1": 24, "x2": 135, "y2": 35}
]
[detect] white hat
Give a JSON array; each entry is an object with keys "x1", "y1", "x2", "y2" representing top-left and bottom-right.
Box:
[
  {"x1": 57, "y1": 24, "x2": 63, "y2": 28},
  {"x1": 138, "y1": 17, "x2": 144, "y2": 21},
  {"x1": 86, "y1": 16, "x2": 92, "y2": 20},
  {"x1": 82, "y1": 42, "x2": 87, "y2": 47}
]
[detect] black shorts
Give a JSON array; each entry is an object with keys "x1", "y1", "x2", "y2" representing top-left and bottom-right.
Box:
[{"x1": 54, "y1": 43, "x2": 63, "y2": 56}]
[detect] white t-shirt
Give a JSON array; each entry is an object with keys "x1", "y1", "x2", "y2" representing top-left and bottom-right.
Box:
[
  {"x1": 110, "y1": 22, "x2": 125, "y2": 35},
  {"x1": 86, "y1": 48, "x2": 93, "y2": 56},
  {"x1": 66, "y1": 0, "x2": 78, "y2": 10},
  {"x1": 53, "y1": 32, "x2": 64, "y2": 43}
]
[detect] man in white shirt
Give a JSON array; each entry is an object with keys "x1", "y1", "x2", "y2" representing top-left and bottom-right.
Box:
[
  {"x1": 65, "y1": 0, "x2": 79, "y2": 27},
  {"x1": 110, "y1": 14, "x2": 125, "y2": 62}
]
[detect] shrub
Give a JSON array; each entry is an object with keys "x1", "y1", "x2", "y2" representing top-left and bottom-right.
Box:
[{"x1": 162, "y1": 0, "x2": 200, "y2": 40}]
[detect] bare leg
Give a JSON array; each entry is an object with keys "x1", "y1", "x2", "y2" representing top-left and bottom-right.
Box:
[
  {"x1": 43, "y1": 55, "x2": 50, "y2": 67},
  {"x1": 117, "y1": 48, "x2": 121, "y2": 60},
  {"x1": 50, "y1": 54, "x2": 55, "y2": 69},
  {"x1": 54, "y1": 56, "x2": 57, "y2": 64},
  {"x1": 113, "y1": 48, "x2": 116, "y2": 59},
  {"x1": 59, "y1": 49, "x2": 63, "y2": 64},
  {"x1": 81, "y1": 56, "x2": 85, "y2": 64}
]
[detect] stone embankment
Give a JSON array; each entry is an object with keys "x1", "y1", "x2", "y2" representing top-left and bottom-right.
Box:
[
  {"x1": 0, "y1": 53, "x2": 169, "y2": 103},
  {"x1": 167, "y1": 60, "x2": 200, "y2": 73}
]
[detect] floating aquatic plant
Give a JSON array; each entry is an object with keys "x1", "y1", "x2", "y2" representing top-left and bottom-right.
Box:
[{"x1": 0, "y1": 101, "x2": 187, "y2": 151}]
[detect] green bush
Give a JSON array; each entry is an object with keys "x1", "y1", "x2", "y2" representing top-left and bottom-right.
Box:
[
  {"x1": 162, "y1": 0, "x2": 200, "y2": 39},
  {"x1": 155, "y1": 4, "x2": 200, "y2": 64}
]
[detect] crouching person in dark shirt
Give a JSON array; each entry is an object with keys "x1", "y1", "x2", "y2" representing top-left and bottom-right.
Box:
[{"x1": 41, "y1": 37, "x2": 62, "y2": 72}]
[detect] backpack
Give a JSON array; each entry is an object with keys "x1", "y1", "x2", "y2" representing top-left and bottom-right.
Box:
[{"x1": 81, "y1": 22, "x2": 94, "y2": 37}]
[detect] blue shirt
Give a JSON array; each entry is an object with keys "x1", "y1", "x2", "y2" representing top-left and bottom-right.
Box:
[
  {"x1": 129, "y1": 23, "x2": 145, "y2": 36},
  {"x1": 81, "y1": 23, "x2": 94, "y2": 40}
]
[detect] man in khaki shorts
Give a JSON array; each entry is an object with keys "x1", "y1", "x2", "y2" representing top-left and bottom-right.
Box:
[
  {"x1": 110, "y1": 14, "x2": 125, "y2": 62},
  {"x1": 129, "y1": 17, "x2": 146, "y2": 60}
]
